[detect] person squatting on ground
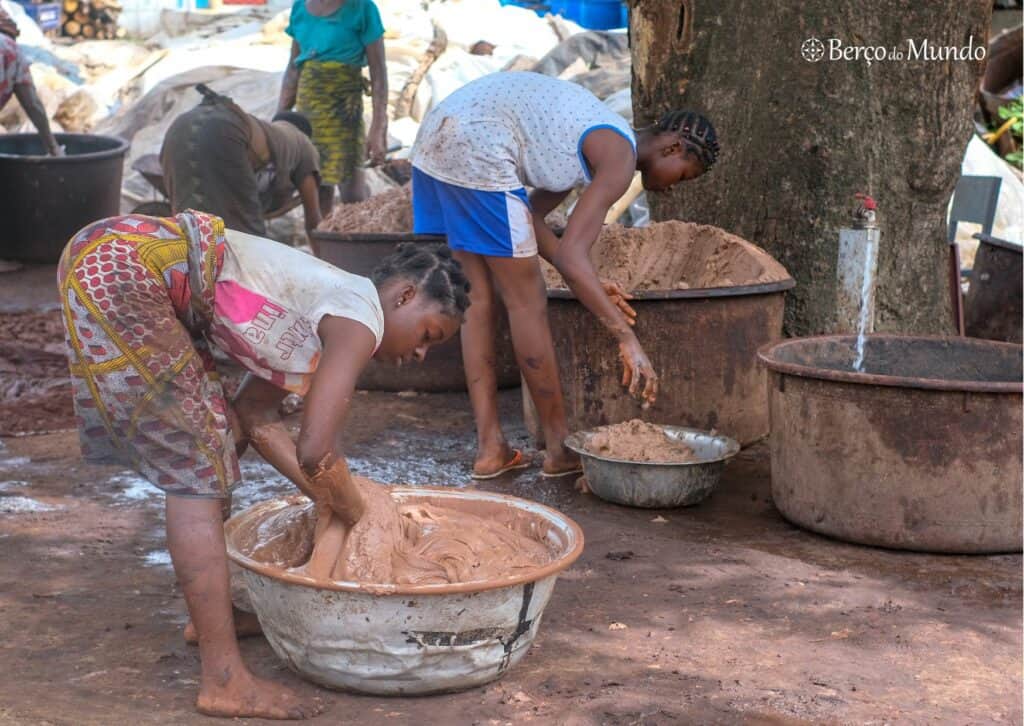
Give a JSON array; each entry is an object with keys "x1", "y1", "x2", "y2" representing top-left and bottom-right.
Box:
[
  {"x1": 160, "y1": 84, "x2": 323, "y2": 248},
  {"x1": 279, "y1": 0, "x2": 388, "y2": 212},
  {"x1": 58, "y1": 213, "x2": 468, "y2": 718},
  {"x1": 409, "y1": 71, "x2": 719, "y2": 479}
]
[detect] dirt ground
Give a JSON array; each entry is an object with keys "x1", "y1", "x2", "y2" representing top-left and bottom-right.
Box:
[{"x1": 0, "y1": 266, "x2": 1021, "y2": 725}]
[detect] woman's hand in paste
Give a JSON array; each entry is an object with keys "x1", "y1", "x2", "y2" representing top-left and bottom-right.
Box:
[
  {"x1": 618, "y1": 336, "x2": 658, "y2": 407},
  {"x1": 302, "y1": 453, "x2": 365, "y2": 526}
]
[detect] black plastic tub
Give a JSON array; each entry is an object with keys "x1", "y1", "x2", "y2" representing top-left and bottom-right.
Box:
[{"x1": 0, "y1": 133, "x2": 129, "y2": 264}]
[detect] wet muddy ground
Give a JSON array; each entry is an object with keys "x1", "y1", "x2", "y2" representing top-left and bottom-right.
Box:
[{"x1": 0, "y1": 266, "x2": 1021, "y2": 725}]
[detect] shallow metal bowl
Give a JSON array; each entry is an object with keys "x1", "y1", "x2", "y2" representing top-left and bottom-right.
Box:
[
  {"x1": 224, "y1": 489, "x2": 584, "y2": 695},
  {"x1": 564, "y1": 425, "x2": 740, "y2": 509}
]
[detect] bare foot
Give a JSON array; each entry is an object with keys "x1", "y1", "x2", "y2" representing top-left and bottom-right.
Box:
[
  {"x1": 574, "y1": 475, "x2": 591, "y2": 494},
  {"x1": 197, "y1": 669, "x2": 325, "y2": 720},
  {"x1": 542, "y1": 447, "x2": 581, "y2": 477},
  {"x1": 185, "y1": 607, "x2": 262, "y2": 645}
]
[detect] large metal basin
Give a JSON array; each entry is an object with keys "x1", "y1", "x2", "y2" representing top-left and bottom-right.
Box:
[
  {"x1": 964, "y1": 233, "x2": 1022, "y2": 343},
  {"x1": 527, "y1": 280, "x2": 793, "y2": 447},
  {"x1": 0, "y1": 133, "x2": 129, "y2": 263},
  {"x1": 225, "y1": 489, "x2": 584, "y2": 695},
  {"x1": 312, "y1": 231, "x2": 519, "y2": 391},
  {"x1": 759, "y1": 335, "x2": 1023, "y2": 553}
]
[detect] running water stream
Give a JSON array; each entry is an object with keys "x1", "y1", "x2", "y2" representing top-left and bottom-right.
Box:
[
  {"x1": 852, "y1": 230, "x2": 878, "y2": 372},
  {"x1": 846, "y1": 194, "x2": 879, "y2": 372}
]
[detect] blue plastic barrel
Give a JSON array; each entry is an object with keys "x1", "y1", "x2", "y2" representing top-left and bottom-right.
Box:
[
  {"x1": 11, "y1": 0, "x2": 61, "y2": 33},
  {"x1": 555, "y1": 0, "x2": 628, "y2": 29},
  {"x1": 498, "y1": 0, "x2": 553, "y2": 17},
  {"x1": 502, "y1": 0, "x2": 627, "y2": 27}
]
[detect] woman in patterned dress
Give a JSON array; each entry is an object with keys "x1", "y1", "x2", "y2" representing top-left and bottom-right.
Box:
[{"x1": 59, "y1": 211, "x2": 468, "y2": 718}]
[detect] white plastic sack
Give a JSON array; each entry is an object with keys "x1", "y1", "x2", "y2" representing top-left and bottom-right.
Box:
[
  {"x1": 957, "y1": 134, "x2": 1024, "y2": 247},
  {"x1": 603, "y1": 87, "x2": 632, "y2": 122},
  {"x1": 420, "y1": 47, "x2": 504, "y2": 116},
  {"x1": 0, "y1": 0, "x2": 48, "y2": 49},
  {"x1": 378, "y1": 0, "x2": 434, "y2": 48},
  {"x1": 388, "y1": 115, "x2": 420, "y2": 155},
  {"x1": 139, "y1": 42, "x2": 290, "y2": 94},
  {"x1": 427, "y1": 0, "x2": 575, "y2": 63}
]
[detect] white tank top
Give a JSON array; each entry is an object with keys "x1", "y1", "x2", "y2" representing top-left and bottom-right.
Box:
[
  {"x1": 208, "y1": 230, "x2": 384, "y2": 395},
  {"x1": 410, "y1": 72, "x2": 636, "y2": 193}
]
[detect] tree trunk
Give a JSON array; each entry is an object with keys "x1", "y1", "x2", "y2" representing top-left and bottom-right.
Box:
[{"x1": 630, "y1": 0, "x2": 992, "y2": 336}]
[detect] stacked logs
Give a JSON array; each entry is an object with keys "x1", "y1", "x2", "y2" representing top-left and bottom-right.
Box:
[{"x1": 62, "y1": 0, "x2": 124, "y2": 40}]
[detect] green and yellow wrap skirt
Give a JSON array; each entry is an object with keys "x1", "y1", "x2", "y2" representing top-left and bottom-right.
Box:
[{"x1": 296, "y1": 60, "x2": 367, "y2": 187}]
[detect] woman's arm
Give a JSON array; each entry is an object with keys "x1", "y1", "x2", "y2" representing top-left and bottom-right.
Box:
[
  {"x1": 233, "y1": 315, "x2": 375, "y2": 522},
  {"x1": 298, "y1": 173, "x2": 322, "y2": 239},
  {"x1": 365, "y1": 38, "x2": 388, "y2": 166},
  {"x1": 231, "y1": 373, "x2": 317, "y2": 499},
  {"x1": 549, "y1": 130, "x2": 657, "y2": 403},
  {"x1": 530, "y1": 186, "x2": 637, "y2": 326},
  {"x1": 295, "y1": 314, "x2": 377, "y2": 524},
  {"x1": 529, "y1": 188, "x2": 570, "y2": 263},
  {"x1": 0, "y1": 8, "x2": 19, "y2": 39},
  {"x1": 278, "y1": 41, "x2": 301, "y2": 113},
  {"x1": 13, "y1": 82, "x2": 60, "y2": 156}
]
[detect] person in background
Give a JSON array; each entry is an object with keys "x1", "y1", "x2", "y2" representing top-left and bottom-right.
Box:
[
  {"x1": 278, "y1": 0, "x2": 388, "y2": 215},
  {"x1": 410, "y1": 72, "x2": 718, "y2": 479},
  {"x1": 160, "y1": 84, "x2": 323, "y2": 248},
  {"x1": 0, "y1": 6, "x2": 61, "y2": 156}
]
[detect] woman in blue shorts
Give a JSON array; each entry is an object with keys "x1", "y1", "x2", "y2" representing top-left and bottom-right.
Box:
[{"x1": 410, "y1": 71, "x2": 718, "y2": 480}]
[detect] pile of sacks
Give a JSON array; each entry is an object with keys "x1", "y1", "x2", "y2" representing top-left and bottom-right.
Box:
[
  {"x1": 3, "y1": 0, "x2": 639, "y2": 235},
  {"x1": 85, "y1": 0, "x2": 635, "y2": 218}
]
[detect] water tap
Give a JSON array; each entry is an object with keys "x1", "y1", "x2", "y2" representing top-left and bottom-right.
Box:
[{"x1": 852, "y1": 193, "x2": 877, "y2": 229}]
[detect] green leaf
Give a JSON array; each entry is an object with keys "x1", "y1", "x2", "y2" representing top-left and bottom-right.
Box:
[{"x1": 998, "y1": 99, "x2": 1024, "y2": 122}]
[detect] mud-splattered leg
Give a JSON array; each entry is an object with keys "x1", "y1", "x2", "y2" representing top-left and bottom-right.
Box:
[
  {"x1": 166, "y1": 495, "x2": 324, "y2": 720},
  {"x1": 453, "y1": 251, "x2": 522, "y2": 476},
  {"x1": 485, "y1": 255, "x2": 579, "y2": 475}
]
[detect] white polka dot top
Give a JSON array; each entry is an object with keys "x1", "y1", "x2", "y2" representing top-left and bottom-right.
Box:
[{"x1": 410, "y1": 71, "x2": 636, "y2": 193}]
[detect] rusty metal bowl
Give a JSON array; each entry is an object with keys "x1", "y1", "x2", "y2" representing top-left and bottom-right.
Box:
[
  {"x1": 311, "y1": 231, "x2": 519, "y2": 392},
  {"x1": 527, "y1": 278, "x2": 794, "y2": 448},
  {"x1": 964, "y1": 233, "x2": 1022, "y2": 344},
  {"x1": 224, "y1": 489, "x2": 584, "y2": 695},
  {"x1": 759, "y1": 335, "x2": 1023, "y2": 554},
  {"x1": 564, "y1": 425, "x2": 740, "y2": 508}
]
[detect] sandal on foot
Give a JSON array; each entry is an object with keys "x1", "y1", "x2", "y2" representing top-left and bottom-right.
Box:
[
  {"x1": 541, "y1": 465, "x2": 584, "y2": 479},
  {"x1": 470, "y1": 449, "x2": 529, "y2": 480}
]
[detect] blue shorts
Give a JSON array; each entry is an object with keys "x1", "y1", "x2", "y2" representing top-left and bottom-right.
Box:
[{"x1": 411, "y1": 166, "x2": 538, "y2": 258}]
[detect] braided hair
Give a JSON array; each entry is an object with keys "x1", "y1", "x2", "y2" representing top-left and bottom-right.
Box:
[
  {"x1": 372, "y1": 243, "x2": 471, "y2": 318},
  {"x1": 656, "y1": 110, "x2": 720, "y2": 170}
]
